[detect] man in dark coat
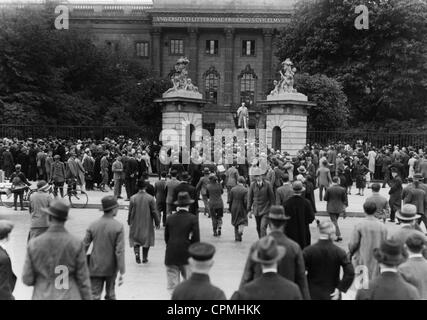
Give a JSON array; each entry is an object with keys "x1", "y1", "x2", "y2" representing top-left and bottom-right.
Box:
[
  {"x1": 84, "y1": 196, "x2": 125, "y2": 300},
  {"x1": 388, "y1": 167, "x2": 403, "y2": 222},
  {"x1": 2, "y1": 147, "x2": 14, "y2": 179},
  {"x1": 0, "y1": 221, "x2": 16, "y2": 300},
  {"x1": 125, "y1": 152, "x2": 139, "y2": 199},
  {"x1": 154, "y1": 171, "x2": 168, "y2": 227},
  {"x1": 229, "y1": 177, "x2": 248, "y2": 241},
  {"x1": 165, "y1": 192, "x2": 200, "y2": 295},
  {"x1": 284, "y1": 181, "x2": 315, "y2": 249},
  {"x1": 172, "y1": 242, "x2": 226, "y2": 300},
  {"x1": 231, "y1": 235, "x2": 302, "y2": 300},
  {"x1": 172, "y1": 172, "x2": 199, "y2": 216},
  {"x1": 166, "y1": 170, "x2": 181, "y2": 216},
  {"x1": 239, "y1": 206, "x2": 310, "y2": 299},
  {"x1": 303, "y1": 221, "x2": 354, "y2": 300},
  {"x1": 323, "y1": 176, "x2": 348, "y2": 242},
  {"x1": 356, "y1": 239, "x2": 420, "y2": 300}
]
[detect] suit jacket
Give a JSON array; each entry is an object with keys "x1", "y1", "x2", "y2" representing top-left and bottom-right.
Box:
[
  {"x1": 126, "y1": 158, "x2": 139, "y2": 179},
  {"x1": 231, "y1": 272, "x2": 302, "y2": 300},
  {"x1": 404, "y1": 187, "x2": 427, "y2": 215},
  {"x1": 356, "y1": 271, "x2": 420, "y2": 300},
  {"x1": 399, "y1": 256, "x2": 427, "y2": 299},
  {"x1": 284, "y1": 195, "x2": 315, "y2": 249},
  {"x1": 225, "y1": 166, "x2": 239, "y2": 187},
  {"x1": 239, "y1": 230, "x2": 310, "y2": 300},
  {"x1": 29, "y1": 191, "x2": 51, "y2": 229},
  {"x1": 324, "y1": 184, "x2": 348, "y2": 214},
  {"x1": 22, "y1": 225, "x2": 92, "y2": 300},
  {"x1": 172, "y1": 273, "x2": 226, "y2": 300},
  {"x1": 83, "y1": 216, "x2": 125, "y2": 277},
  {"x1": 166, "y1": 178, "x2": 181, "y2": 205},
  {"x1": 229, "y1": 184, "x2": 248, "y2": 227},
  {"x1": 112, "y1": 160, "x2": 123, "y2": 180},
  {"x1": 275, "y1": 183, "x2": 294, "y2": 206},
  {"x1": 0, "y1": 246, "x2": 16, "y2": 300},
  {"x1": 303, "y1": 239, "x2": 355, "y2": 300},
  {"x1": 154, "y1": 179, "x2": 167, "y2": 204},
  {"x1": 173, "y1": 182, "x2": 199, "y2": 215},
  {"x1": 247, "y1": 180, "x2": 275, "y2": 217},
  {"x1": 420, "y1": 159, "x2": 427, "y2": 178},
  {"x1": 365, "y1": 193, "x2": 390, "y2": 219},
  {"x1": 164, "y1": 209, "x2": 200, "y2": 266},
  {"x1": 206, "y1": 182, "x2": 224, "y2": 210}
]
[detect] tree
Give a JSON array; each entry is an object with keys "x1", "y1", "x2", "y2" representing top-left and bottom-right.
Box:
[
  {"x1": 294, "y1": 73, "x2": 349, "y2": 130},
  {"x1": 276, "y1": 0, "x2": 427, "y2": 125}
]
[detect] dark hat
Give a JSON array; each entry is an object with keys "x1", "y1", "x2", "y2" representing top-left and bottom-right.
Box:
[
  {"x1": 137, "y1": 179, "x2": 148, "y2": 189},
  {"x1": 251, "y1": 235, "x2": 286, "y2": 264},
  {"x1": 174, "y1": 191, "x2": 195, "y2": 206},
  {"x1": 414, "y1": 173, "x2": 424, "y2": 180},
  {"x1": 292, "y1": 181, "x2": 305, "y2": 193},
  {"x1": 237, "y1": 176, "x2": 246, "y2": 184},
  {"x1": 181, "y1": 171, "x2": 190, "y2": 181},
  {"x1": 100, "y1": 195, "x2": 119, "y2": 212},
  {"x1": 373, "y1": 240, "x2": 406, "y2": 267},
  {"x1": 390, "y1": 167, "x2": 399, "y2": 173},
  {"x1": 297, "y1": 166, "x2": 307, "y2": 174},
  {"x1": 0, "y1": 220, "x2": 14, "y2": 240},
  {"x1": 203, "y1": 167, "x2": 210, "y2": 174},
  {"x1": 396, "y1": 204, "x2": 421, "y2": 221},
  {"x1": 267, "y1": 205, "x2": 290, "y2": 221},
  {"x1": 37, "y1": 180, "x2": 50, "y2": 192},
  {"x1": 188, "y1": 242, "x2": 216, "y2": 261},
  {"x1": 42, "y1": 199, "x2": 70, "y2": 221}
]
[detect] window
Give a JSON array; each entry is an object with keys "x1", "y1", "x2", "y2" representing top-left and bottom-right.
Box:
[
  {"x1": 238, "y1": 65, "x2": 257, "y2": 107},
  {"x1": 135, "y1": 42, "x2": 149, "y2": 57},
  {"x1": 205, "y1": 40, "x2": 219, "y2": 55},
  {"x1": 242, "y1": 40, "x2": 255, "y2": 56},
  {"x1": 203, "y1": 66, "x2": 220, "y2": 104},
  {"x1": 170, "y1": 39, "x2": 184, "y2": 55}
]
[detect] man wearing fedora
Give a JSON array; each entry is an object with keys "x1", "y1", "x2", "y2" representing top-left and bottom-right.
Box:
[
  {"x1": 196, "y1": 168, "x2": 212, "y2": 217},
  {"x1": 165, "y1": 191, "x2": 200, "y2": 294},
  {"x1": 398, "y1": 233, "x2": 427, "y2": 299},
  {"x1": 356, "y1": 239, "x2": 420, "y2": 300},
  {"x1": 231, "y1": 235, "x2": 302, "y2": 300},
  {"x1": 22, "y1": 199, "x2": 92, "y2": 300},
  {"x1": 172, "y1": 242, "x2": 226, "y2": 300},
  {"x1": 83, "y1": 196, "x2": 125, "y2": 300},
  {"x1": 128, "y1": 180, "x2": 160, "y2": 264},
  {"x1": 403, "y1": 173, "x2": 427, "y2": 229},
  {"x1": 284, "y1": 181, "x2": 315, "y2": 249},
  {"x1": 173, "y1": 171, "x2": 199, "y2": 216},
  {"x1": 248, "y1": 167, "x2": 275, "y2": 238},
  {"x1": 303, "y1": 221, "x2": 354, "y2": 300},
  {"x1": 239, "y1": 205, "x2": 310, "y2": 299},
  {"x1": 28, "y1": 180, "x2": 52, "y2": 241},
  {"x1": 0, "y1": 220, "x2": 16, "y2": 300},
  {"x1": 324, "y1": 176, "x2": 348, "y2": 242}
]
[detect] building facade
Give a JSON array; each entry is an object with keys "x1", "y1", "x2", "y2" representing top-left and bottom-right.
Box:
[{"x1": 66, "y1": 0, "x2": 297, "y2": 132}]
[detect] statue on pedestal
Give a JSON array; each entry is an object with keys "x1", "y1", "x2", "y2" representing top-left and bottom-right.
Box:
[
  {"x1": 237, "y1": 102, "x2": 249, "y2": 129},
  {"x1": 163, "y1": 57, "x2": 202, "y2": 98}
]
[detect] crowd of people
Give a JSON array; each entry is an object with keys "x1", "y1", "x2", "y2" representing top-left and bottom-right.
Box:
[{"x1": 1, "y1": 135, "x2": 427, "y2": 300}]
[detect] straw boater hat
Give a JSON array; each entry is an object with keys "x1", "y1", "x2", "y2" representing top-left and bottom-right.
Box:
[
  {"x1": 251, "y1": 236, "x2": 286, "y2": 264},
  {"x1": 396, "y1": 204, "x2": 421, "y2": 221}
]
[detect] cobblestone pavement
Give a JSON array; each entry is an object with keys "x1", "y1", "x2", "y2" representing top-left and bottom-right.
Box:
[{"x1": 1, "y1": 199, "x2": 412, "y2": 300}]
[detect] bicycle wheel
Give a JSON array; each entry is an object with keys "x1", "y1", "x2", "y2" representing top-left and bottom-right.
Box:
[{"x1": 68, "y1": 191, "x2": 89, "y2": 208}]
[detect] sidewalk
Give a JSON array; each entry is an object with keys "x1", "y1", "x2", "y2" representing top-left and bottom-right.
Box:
[{"x1": 1, "y1": 179, "x2": 397, "y2": 218}]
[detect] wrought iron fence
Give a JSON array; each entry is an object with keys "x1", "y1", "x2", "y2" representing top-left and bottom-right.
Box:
[{"x1": 1, "y1": 125, "x2": 426, "y2": 148}]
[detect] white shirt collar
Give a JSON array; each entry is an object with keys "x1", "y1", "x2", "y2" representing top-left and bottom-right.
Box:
[
  {"x1": 176, "y1": 207, "x2": 189, "y2": 212},
  {"x1": 380, "y1": 267, "x2": 398, "y2": 273},
  {"x1": 262, "y1": 267, "x2": 277, "y2": 274},
  {"x1": 408, "y1": 253, "x2": 423, "y2": 259}
]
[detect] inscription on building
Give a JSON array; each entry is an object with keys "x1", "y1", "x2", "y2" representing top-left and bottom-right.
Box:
[{"x1": 153, "y1": 16, "x2": 289, "y2": 24}]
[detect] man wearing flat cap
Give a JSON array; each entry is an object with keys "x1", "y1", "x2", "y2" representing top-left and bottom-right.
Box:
[
  {"x1": 0, "y1": 221, "x2": 16, "y2": 300},
  {"x1": 28, "y1": 180, "x2": 51, "y2": 241},
  {"x1": 356, "y1": 239, "x2": 420, "y2": 300},
  {"x1": 172, "y1": 242, "x2": 225, "y2": 300},
  {"x1": 84, "y1": 195, "x2": 125, "y2": 300},
  {"x1": 165, "y1": 191, "x2": 200, "y2": 294},
  {"x1": 240, "y1": 205, "x2": 310, "y2": 299},
  {"x1": 231, "y1": 235, "x2": 302, "y2": 300},
  {"x1": 22, "y1": 199, "x2": 92, "y2": 300}
]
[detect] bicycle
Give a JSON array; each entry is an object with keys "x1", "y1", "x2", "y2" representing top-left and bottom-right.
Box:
[
  {"x1": 0, "y1": 184, "x2": 54, "y2": 209},
  {"x1": 63, "y1": 179, "x2": 89, "y2": 209}
]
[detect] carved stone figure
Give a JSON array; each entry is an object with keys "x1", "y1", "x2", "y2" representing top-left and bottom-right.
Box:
[
  {"x1": 237, "y1": 102, "x2": 249, "y2": 129},
  {"x1": 269, "y1": 80, "x2": 280, "y2": 96},
  {"x1": 279, "y1": 58, "x2": 297, "y2": 93},
  {"x1": 162, "y1": 57, "x2": 202, "y2": 99}
]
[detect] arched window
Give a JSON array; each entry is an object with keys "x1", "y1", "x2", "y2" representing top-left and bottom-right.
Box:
[
  {"x1": 238, "y1": 64, "x2": 257, "y2": 108},
  {"x1": 272, "y1": 126, "x2": 282, "y2": 151},
  {"x1": 203, "y1": 66, "x2": 220, "y2": 104}
]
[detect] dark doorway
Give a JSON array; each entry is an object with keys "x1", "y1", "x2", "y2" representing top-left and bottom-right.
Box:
[
  {"x1": 272, "y1": 126, "x2": 281, "y2": 151},
  {"x1": 185, "y1": 124, "x2": 196, "y2": 149}
]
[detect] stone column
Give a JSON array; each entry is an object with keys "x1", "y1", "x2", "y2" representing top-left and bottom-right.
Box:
[
  {"x1": 262, "y1": 29, "x2": 273, "y2": 96},
  {"x1": 151, "y1": 27, "x2": 162, "y2": 77},
  {"x1": 188, "y1": 27, "x2": 198, "y2": 86},
  {"x1": 223, "y1": 28, "x2": 234, "y2": 107}
]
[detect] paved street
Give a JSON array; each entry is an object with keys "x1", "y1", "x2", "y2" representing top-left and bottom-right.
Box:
[{"x1": 0, "y1": 184, "x2": 412, "y2": 300}]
